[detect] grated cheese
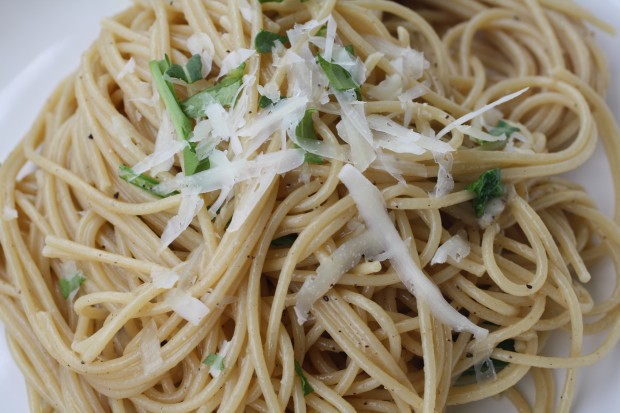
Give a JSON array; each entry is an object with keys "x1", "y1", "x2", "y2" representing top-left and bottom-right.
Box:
[{"x1": 338, "y1": 164, "x2": 488, "y2": 339}]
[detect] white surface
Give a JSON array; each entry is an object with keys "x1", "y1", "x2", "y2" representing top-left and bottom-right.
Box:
[{"x1": 0, "y1": 0, "x2": 618, "y2": 411}]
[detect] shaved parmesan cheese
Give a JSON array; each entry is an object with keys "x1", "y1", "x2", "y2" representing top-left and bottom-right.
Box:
[
  {"x1": 287, "y1": 18, "x2": 327, "y2": 48},
  {"x1": 218, "y1": 48, "x2": 255, "y2": 79},
  {"x1": 238, "y1": 96, "x2": 307, "y2": 140},
  {"x1": 478, "y1": 197, "x2": 506, "y2": 228},
  {"x1": 295, "y1": 230, "x2": 383, "y2": 324},
  {"x1": 367, "y1": 74, "x2": 403, "y2": 101},
  {"x1": 133, "y1": 113, "x2": 186, "y2": 176},
  {"x1": 338, "y1": 164, "x2": 488, "y2": 339},
  {"x1": 335, "y1": 90, "x2": 375, "y2": 171},
  {"x1": 159, "y1": 190, "x2": 204, "y2": 252},
  {"x1": 323, "y1": 15, "x2": 337, "y2": 62},
  {"x1": 188, "y1": 33, "x2": 215, "y2": 78},
  {"x1": 288, "y1": 124, "x2": 348, "y2": 162},
  {"x1": 365, "y1": 36, "x2": 428, "y2": 81},
  {"x1": 399, "y1": 85, "x2": 427, "y2": 126},
  {"x1": 2, "y1": 206, "x2": 17, "y2": 221},
  {"x1": 140, "y1": 320, "x2": 164, "y2": 376},
  {"x1": 155, "y1": 149, "x2": 304, "y2": 230},
  {"x1": 151, "y1": 268, "x2": 180, "y2": 289},
  {"x1": 457, "y1": 125, "x2": 506, "y2": 142},
  {"x1": 165, "y1": 288, "x2": 210, "y2": 325},
  {"x1": 433, "y1": 152, "x2": 454, "y2": 198},
  {"x1": 257, "y1": 82, "x2": 282, "y2": 104},
  {"x1": 227, "y1": 171, "x2": 275, "y2": 232},
  {"x1": 431, "y1": 234, "x2": 470, "y2": 265},
  {"x1": 436, "y1": 88, "x2": 529, "y2": 139},
  {"x1": 367, "y1": 114, "x2": 453, "y2": 154},
  {"x1": 116, "y1": 57, "x2": 136, "y2": 81}
]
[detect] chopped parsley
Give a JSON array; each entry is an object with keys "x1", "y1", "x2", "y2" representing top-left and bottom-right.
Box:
[
  {"x1": 59, "y1": 273, "x2": 86, "y2": 300},
  {"x1": 258, "y1": 95, "x2": 285, "y2": 109},
  {"x1": 295, "y1": 109, "x2": 324, "y2": 164},
  {"x1": 466, "y1": 169, "x2": 504, "y2": 218},
  {"x1": 271, "y1": 233, "x2": 298, "y2": 247},
  {"x1": 488, "y1": 120, "x2": 520, "y2": 138},
  {"x1": 255, "y1": 30, "x2": 289, "y2": 53},
  {"x1": 475, "y1": 120, "x2": 520, "y2": 151},
  {"x1": 294, "y1": 360, "x2": 315, "y2": 396},
  {"x1": 149, "y1": 56, "x2": 202, "y2": 175},
  {"x1": 202, "y1": 353, "x2": 225, "y2": 371},
  {"x1": 118, "y1": 165, "x2": 177, "y2": 198},
  {"x1": 181, "y1": 63, "x2": 246, "y2": 119},
  {"x1": 316, "y1": 54, "x2": 361, "y2": 100},
  {"x1": 164, "y1": 54, "x2": 203, "y2": 84}
]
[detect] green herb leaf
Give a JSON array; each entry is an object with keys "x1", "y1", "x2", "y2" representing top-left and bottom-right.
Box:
[
  {"x1": 181, "y1": 63, "x2": 246, "y2": 119},
  {"x1": 295, "y1": 109, "x2": 324, "y2": 164},
  {"x1": 258, "y1": 95, "x2": 286, "y2": 109},
  {"x1": 294, "y1": 360, "x2": 315, "y2": 396},
  {"x1": 271, "y1": 233, "x2": 298, "y2": 247},
  {"x1": 465, "y1": 169, "x2": 504, "y2": 218},
  {"x1": 488, "y1": 120, "x2": 520, "y2": 138},
  {"x1": 316, "y1": 25, "x2": 328, "y2": 37},
  {"x1": 258, "y1": 95, "x2": 275, "y2": 109},
  {"x1": 149, "y1": 57, "x2": 199, "y2": 175},
  {"x1": 118, "y1": 165, "x2": 178, "y2": 198},
  {"x1": 202, "y1": 353, "x2": 225, "y2": 371},
  {"x1": 255, "y1": 30, "x2": 289, "y2": 53},
  {"x1": 165, "y1": 54, "x2": 203, "y2": 84},
  {"x1": 59, "y1": 273, "x2": 86, "y2": 300},
  {"x1": 316, "y1": 54, "x2": 361, "y2": 100},
  {"x1": 344, "y1": 44, "x2": 355, "y2": 56}
]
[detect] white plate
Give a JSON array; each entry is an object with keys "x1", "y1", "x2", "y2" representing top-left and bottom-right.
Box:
[{"x1": 0, "y1": 1, "x2": 618, "y2": 411}]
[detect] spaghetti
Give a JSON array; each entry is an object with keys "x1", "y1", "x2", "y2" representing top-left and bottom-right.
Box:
[{"x1": 1, "y1": 0, "x2": 620, "y2": 412}]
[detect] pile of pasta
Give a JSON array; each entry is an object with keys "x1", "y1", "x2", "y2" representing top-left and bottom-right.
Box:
[{"x1": 1, "y1": 0, "x2": 620, "y2": 412}]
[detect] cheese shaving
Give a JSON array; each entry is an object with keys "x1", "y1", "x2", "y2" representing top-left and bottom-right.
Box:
[
  {"x1": 436, "y1": 88, "x2": 529, "y2": 139},
  {"x1": 295, "y1": 230, "x2": 383, "y2": 324},
  {"x1": 188, "y1": 33, "x2": 215, "y2": 78},
  {"x1": 218, "y1": 48, "x2": 255, "y2": 79},
  {"x1": 165, "y1": 288, "x2": 210, "y2": 325},
  {"x1": 338, "y1": 164, "x2": 488, "y2": 340},
  {"x1": 431, "y1": 234, "x2": 471, "y2": 265},
  {"x1": 151, "y1": 268, "x2": 180, "y2": 289}
]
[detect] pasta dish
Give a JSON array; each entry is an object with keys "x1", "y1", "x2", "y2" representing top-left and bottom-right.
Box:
[{"x1": 1, "y1": 0, "x2": 620, "y2": 412}]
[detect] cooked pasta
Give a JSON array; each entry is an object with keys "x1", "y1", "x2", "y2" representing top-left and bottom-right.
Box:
[{"x1": 1, "y1": 0, "x2": 620, "y2": 412}]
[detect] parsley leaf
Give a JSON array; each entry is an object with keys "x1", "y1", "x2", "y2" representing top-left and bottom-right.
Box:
[
  {"x1": 255, "y1": 30, "x2": 289, "y2": 53},
  {"x1": 488, "y1": 120, "x2": 520, "y2": 138},
  {"x1": 258, "y1": 95, "x2": 286, "y2": 109},
  {"x1": 271, "y1": 233, "x2": 298, "y2": 247},
  {"x1": 344, "y1": 44, "x2": 355, "y2": 56},
  {"x1": 316, "y1": 54, "x2": 361, "y2": 100},
  {"x1": 315, "y1": 25, "x2": 328, "y2": 37},
  {"x1": 294, "y1": 360, "x2": 315, "y2": 396},
  {"x1": 165, "y1": 54, "x2": 203, "y2": 84},
  {"x1": 181, "y1": 63, "x2": 246, "y2": 119},
  {"x1": 59, "y1": 273, "x2": 86, "y2": 300},
  {"x1": 295, "y1": 109, "x2": 324, "y2": 164},
  {"x1": 118, "y1": 165, "x2": 178, "y2": 198},
  {"x1": 466, "y1": 169, "x2": 504, "y2": 218},
  {"x1": 150, "y1": 56, "x2": 201, "y2": 175},
  {"x1": 202, "y1": 353, "x2": 225, "y2": 371}
]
